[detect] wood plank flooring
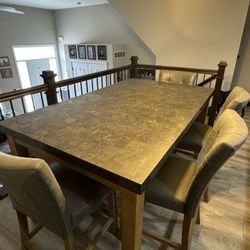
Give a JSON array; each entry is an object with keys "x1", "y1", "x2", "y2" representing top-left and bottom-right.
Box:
[{"x1": 0, "y1": 108, "x2": 250, "y2": 249}]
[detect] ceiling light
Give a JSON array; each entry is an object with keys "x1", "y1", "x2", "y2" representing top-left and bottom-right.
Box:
[{"x1": 0, "y1": 6, "x2": 24, "y2": 14}]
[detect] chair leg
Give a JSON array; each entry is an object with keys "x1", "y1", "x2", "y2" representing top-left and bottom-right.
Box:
[
  {"x1": 108, "y1": 191, "x2": 118, "y2": 236},
  {"x1": 241, "y1": 107, "x2": 245, "y2": 117},
  {"x1": 195, "y1": 207, "x2": 200, "y2": 225},
  {"x1": 203, "y1": 186, "x2": 209, "y2": 203},
  {"x1": 181, "y1": 215, "x2": 196, "y2": 250},
  {"x1": 64, "y1": 233, "x2": 76, "y2": 250},
  {"x1": 16, "y1": 211, "x2": 29, "y2": 250}
]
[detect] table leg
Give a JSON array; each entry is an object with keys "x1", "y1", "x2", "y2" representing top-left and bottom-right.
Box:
[
  {"x1": 203, "y1": 186, "x2": 209, "y2": 203},
  {"x1": 196, "y1": 100, "x2": 209, "y2": 123},
  {"x1": 120, "y1": 190, "x2": 144, "y2": 250},
  {"x1": 7, "y1": 136, "x2": 30, "y2": 157}
]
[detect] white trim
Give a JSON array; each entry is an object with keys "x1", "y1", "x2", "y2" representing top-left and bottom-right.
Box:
[{"x1": 12, "y1": 44, "x2": 59, "y2": 89}]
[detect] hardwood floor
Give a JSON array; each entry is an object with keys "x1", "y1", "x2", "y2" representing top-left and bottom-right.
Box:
[{"x1": 0, "y1": 108, "x2": 250, "y2": 249}]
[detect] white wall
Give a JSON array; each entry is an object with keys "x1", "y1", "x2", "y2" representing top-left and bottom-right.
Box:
[
  {"x1": 54, "y1": 4, "x2": 155, "y2": 78},
  {"x1": 232, "y1": 5, "x2": 250, "y2": 92},
  {"x1": 109, "y1": 0, "x2": 249, "y2": 90},
  {"x1": 0, "y1": 6, "x2": 57, "y2": 93}
]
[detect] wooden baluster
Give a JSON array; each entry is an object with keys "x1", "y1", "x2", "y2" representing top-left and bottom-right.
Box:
[
  {"x1": 86, "y1": 81, "x2": 89, "y2": 93},
  {"x1": 101, "y1": 76, "x2": 104, "y2": 88},
  {"x1": 39, "y1": 93, "x2": 45, "y2": 108},
  {"x1": 73, "y1": 84, "x2": 77, "y2": 97},
  {"x1": 9, "y1": 100, "x2": 16, "y2": 117},
  {"x1": 20, "y1": 97, "x2": 27, "y2": 114},
  {"x1": 208, "y1": 61, "x2": 227, "y2": 126},
  {"x1": 59, "y1": 88, "x2": 63, "y2": 101},
  {"x1": 0, "y1": 106, "x2": 4, "y2": 120},
  {"x1": 80, "y1": 82, "x2": 84, "y2": 95},
  {"x1": 67, "y1": 85, "x2": 71, "y2": 99},
  {"x1": 30, "y1": 95, "x2": 35, "y2": 110}
]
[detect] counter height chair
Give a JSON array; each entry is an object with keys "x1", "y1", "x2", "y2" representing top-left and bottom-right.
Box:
[
  {"x1": 144, "y1": 109, "x2": 248, "y2": 250},
  {"x1": 176, "y1": 86, "x2": 250, "y2": 202},
  {"x1": 219, "y1": 85, "x2": 250, "y2": 116},
  {"x1": 0, "y1": 152, "x2": 116, "y2": 250},
  {"x1": 177, "y1": 86, "x2": 250, "y2": 156},
  {"x1": 159, "y1": 70, "x2": 197, "y2": 85}
]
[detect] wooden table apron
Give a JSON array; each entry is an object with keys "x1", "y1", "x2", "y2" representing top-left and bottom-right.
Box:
[{"x1": 0, "y1": 79, "x2": 214, "y2": 250}]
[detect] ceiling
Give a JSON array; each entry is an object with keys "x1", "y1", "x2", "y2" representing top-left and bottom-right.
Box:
[{"x1": 0, "y1": 0, "x2": 109, "y2": 10}]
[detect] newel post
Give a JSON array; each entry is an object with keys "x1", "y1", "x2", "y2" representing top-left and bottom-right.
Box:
[
  {"x1": 40, "y1": 70, "x2": 58, "y2": 105},
  {"x1": 130, "y1": 56, "x2": 139, "y2": 78},
  {"x1": 208, "y1": 61, "x2": 228, "y2": 126}
]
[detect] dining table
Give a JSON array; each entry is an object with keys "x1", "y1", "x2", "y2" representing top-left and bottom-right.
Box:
[{"x1": 0, "y1": 79, "x2": 214, "y2": 249}]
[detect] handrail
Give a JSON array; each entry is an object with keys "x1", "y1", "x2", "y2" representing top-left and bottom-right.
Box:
[
  {"x1": 197, "y1": 75, "x2": 217, "y2": 87},
  {"x1": 136, "y1": 63, "x2": 218, "y2": 74},
  {"x1": 55, "y1": 65, "x2": 131, "y2": 88},
  {"x1": 0, "y1": 85, "x2": 48, "y2": 102}
]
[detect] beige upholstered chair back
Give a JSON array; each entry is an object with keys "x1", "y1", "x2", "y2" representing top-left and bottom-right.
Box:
[
  {"x1": 220, "y1": 86, "x2": 250, "y2": 114},
  {"x1": 159, "y1": 70, "x2": 197, "y2": 85},
  {"x1": 185, "y1": 110, "x2": 248, "y2": 217},
  {"x1": 0, "y1": 153, "x2": 70, "y2": 238}
]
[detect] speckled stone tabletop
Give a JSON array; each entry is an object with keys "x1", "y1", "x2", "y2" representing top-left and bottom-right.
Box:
[{"x1": 0, "y1": 79, "x2": 214, "y2": 193}]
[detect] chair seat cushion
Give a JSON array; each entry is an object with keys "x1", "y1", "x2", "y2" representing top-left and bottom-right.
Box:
[
  {"x1": 145, "y1": 155, "x2": 197, "y2": 213},
  {"x1": 177, "y1": 122, "x2": 211, "y2": 153},
  {"x1": 49, "y1": 162, "x2": 110, "y2": 229}
]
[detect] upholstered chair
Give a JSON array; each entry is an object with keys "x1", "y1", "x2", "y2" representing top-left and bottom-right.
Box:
[
  {"x1": 178, "y1": 85, "x2": 250, "y2": 156},
  {"x1": 0, "y1": 153, "x2": 116, "y2": 250},
  {"x1": 219, "y1": 86, "x2": 250, "y2": 116},
  {"x1": 144, "y1": 109, "x2": 248, "y2": 250},
  {"x1": 159, "y1": 70, "x2": 197, "y2": 85}
]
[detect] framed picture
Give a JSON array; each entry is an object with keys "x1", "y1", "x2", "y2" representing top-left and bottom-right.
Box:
[
  {"x1": 77, "y1": 45, "x2": 86, "y2": 59},
  {"x1": 0, "y1": 68, "x2": 13, "y2": 79},
  {"x1": 68, "y1": 45, "x2": 77, "y2": 59},
  {"x1": 87, "y1": 45, "x2": 96, "y2": 60},
  {"x1": 0, "y1": 56, "x2": 10, "y2": 67},
  {"x1": 97, "y1": 45, "x2": 107, "y2": 60}
]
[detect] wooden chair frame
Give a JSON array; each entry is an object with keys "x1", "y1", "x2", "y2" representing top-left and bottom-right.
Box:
[
  {"x1": 16, "y1": 192, "x2": 117, "y2": 250},
  {"x1": 143, "y1": 206, "x2": 200, "y2": 250}
]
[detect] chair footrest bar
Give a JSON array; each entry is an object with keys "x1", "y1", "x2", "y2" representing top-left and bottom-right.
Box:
[
  {"x1": 143, "y1": 228, "x2": 181, "y2": 250},
  {"x1": 86, "y1": 217, "x2": 113, "y2": 250}
]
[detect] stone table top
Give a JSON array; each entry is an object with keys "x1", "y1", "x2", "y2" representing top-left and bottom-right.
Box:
[{"x1": 0, "y1": 79, "x2": 214, "y2": 193}]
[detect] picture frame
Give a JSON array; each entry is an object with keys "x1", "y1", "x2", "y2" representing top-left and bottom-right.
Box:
[
  {"x1": 68, "y1": 45, "x2": 77, "y2": 59},
  {"x1": 77, "y1": 45, "x2": 86, "y2": 59},
  {"x1": 97, "y1": 45, "x2": 107, "y2": 60},
  {"x1": 0, "y1": 56, "x2": 10, "y2": 67},
  {"x1": 87, "y1": 45, "x2": 96, "y2": 60},
  {"x1": 0, "y1": 68, "x2": 13, "y2": 79}
]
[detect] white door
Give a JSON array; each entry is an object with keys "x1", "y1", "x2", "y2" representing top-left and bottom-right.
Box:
[
  {"x1": 70, "y1": 61, "x2": 108, "y2": 95},
  {"x1": 87, "y1": 62, "x2": 107, "y2": 90},
  {"x1": 72, "y1": 61, "x2": 88, "y2": 77},
  {"x1": 71, "y1": 61, "x2": 88, "y2": 96},
  {"x1": 27, "y1": 59, "x2": 50, "y2": 109}
]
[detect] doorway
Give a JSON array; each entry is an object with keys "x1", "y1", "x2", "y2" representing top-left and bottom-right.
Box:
[{"x1": 13, "y1": 45, "x2": 59, "y2": 112}]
